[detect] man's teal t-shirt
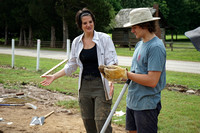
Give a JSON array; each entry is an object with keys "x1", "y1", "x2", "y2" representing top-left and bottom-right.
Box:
[{"x1": 127, "y1": 36, "x2": 166, "y2": 110}]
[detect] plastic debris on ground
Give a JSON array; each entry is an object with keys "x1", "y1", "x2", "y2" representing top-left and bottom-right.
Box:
[{"x1": 114, "y1": 110, "x2": 126, "y2": 117}]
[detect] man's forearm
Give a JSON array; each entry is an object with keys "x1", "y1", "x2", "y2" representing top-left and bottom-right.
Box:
[{"x1": 127, "y1": 71, "x2": 161, "y2": 88}]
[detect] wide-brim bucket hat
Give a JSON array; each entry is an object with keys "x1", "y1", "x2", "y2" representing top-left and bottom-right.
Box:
[{"x1": 123, "y1": 8, "x2": 160, "y2": 28}]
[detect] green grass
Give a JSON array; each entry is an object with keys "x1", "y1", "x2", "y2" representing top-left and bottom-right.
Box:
[
  {"x1": 56, "y1": 100, "x2": 79, "y2": 109},
  {"x1": 109, "y1": 71, "x2": 200, "y2": 128},
  {"x1": 111, "y1": 88, "x2": 200, "y2": 133},
  {"x1": 159, "y1": 90, "x2": 200, "y2": 133},
  {"x1": 165, "y1": 34, "x2": 189, "y2": 41},
  {"x1": 0, "y1": 38, "x2": 5, "y2": 42},
  {"x1": 0, "y1": 54, "x2": 79, "y2": 95},
  {"x1": 115, "y1": 47, "x2": 135, "y2": 56},
  {"x1": 115, "y1": 43, "x2": 200, "y2": 62},
  {"x1": 0, "y1": 49, "x2": 200, "y2": 132},
  {"x1": 167, "y1": 71, "x2": 200, "y2": 90},
  {"x1": 166, "y1": 48, "x2": 200, "y2": 62},
  {"x1": 2, "y1": 39, "x2": 199, "y2": 62}
]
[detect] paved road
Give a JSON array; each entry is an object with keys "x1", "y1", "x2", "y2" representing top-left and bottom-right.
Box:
[{"x1": 0, "y1": 47, "x2": 200, "y2": 74}]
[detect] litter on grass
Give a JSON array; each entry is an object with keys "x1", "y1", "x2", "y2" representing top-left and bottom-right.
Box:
[{"x1": 114, "y1": 110, "x2": 125, "y2": 117}]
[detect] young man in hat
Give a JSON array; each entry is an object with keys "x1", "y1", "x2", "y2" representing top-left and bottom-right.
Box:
[
  {"x1": 99, "y1": 8, "x2": 166, "y2": 133},
  {"x1": 123, "y1": 8, "x2": 166, "y2": 133}
]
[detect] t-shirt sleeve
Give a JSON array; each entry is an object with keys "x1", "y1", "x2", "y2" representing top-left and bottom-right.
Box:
[{"x1": 148, "y1": 46, "x2": 166, "y2": 71}]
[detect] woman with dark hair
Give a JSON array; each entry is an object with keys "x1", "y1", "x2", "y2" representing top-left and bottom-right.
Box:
[{"x1": 40, "y1": 8, "x2": 118, "y2": 133}]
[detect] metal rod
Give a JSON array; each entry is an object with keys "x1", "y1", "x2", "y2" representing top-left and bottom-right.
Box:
[
  {"x1": 40, "y1": 58, "x2": 68, "y2": 77},
  {"x1": 0, "y1": 104, "x2": 24, "y2": 106},
  {"x1": 100, "y1": 79, "x2": 131, "y2": 133},
  {"x1": 40, "y1": 39, "x2": 70, "y2": 77}
]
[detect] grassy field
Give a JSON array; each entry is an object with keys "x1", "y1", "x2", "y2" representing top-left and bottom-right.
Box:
[
  {"x1": 0, "y1": 34, "x2": 200, "y2": 132},
  {"x1": 165, "y1": 34, "x2": 189, "y2": 40},
  {"x1": 2, "y1": 37, "x2": 199, "y2": 62},
  {"x1": 115, "y1": 44, "x2": 200, "y2": 62},
  {"x1": 0, "y1": 53, "x2": 200, "y2": 132}
]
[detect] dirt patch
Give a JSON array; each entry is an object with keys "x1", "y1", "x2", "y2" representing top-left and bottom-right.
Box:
[
  {"x1": 166, "y1": 84, "x2": 200, "y2": 95},
  {"x1": 0, "y1": 84, "x2": 127, "y2": 133}
]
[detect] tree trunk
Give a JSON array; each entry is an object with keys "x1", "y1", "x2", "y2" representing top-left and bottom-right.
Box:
[
  {"x1": 4, "y1": 24, "x2": 8, "y2": 45},
  {"x1": 66, "y1": 23, "x2": 69, "y2": 41},
  {"x1": 153, "y1": 4, "x2": 161, "y2": 39},
  {"x1": 28, "y1": 25, "x2": 33, "y2": 47},
  {"x1": 62, "y1": 17, "x2": 68, "y2": 49},
  {"x1": 50, "y1": 26, "x2": 56, "y2": 48},
  {"x1": 23, "y1": 29, "x2": 27, "y2": 47},
  {"x1": 19, "y1": 27, "x2": 23, "y2": 46}
]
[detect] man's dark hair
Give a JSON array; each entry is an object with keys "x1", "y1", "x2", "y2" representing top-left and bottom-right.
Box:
[
  {"x1": 137, "y1": 21, "x2": 156, "y2": 33},
  {"x1": 75, "y1": 8, "x2": 95, "y2": 30}
]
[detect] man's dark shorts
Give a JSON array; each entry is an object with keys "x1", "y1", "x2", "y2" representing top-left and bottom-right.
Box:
[{"x1": 126, "y1": 102, "x2": 161, "y2": 133}]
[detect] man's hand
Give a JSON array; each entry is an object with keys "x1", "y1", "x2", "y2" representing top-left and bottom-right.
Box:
[{"x1": 98, "y1": 65, "x2": 128, "y2": 81}]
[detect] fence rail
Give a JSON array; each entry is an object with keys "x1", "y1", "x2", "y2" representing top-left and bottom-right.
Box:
[
  {"x1": 0, "y1": 40, "x2": 65, "y2": 48},
  {"x1": 1, "y1": 40, "x2": 195, "y2": 51},
  {"x1": 114, "y1": 41, "x2": 195, "y2": 51},
  {"x1": 165, "y1": 41, "x2": 195, "y2": 51}
]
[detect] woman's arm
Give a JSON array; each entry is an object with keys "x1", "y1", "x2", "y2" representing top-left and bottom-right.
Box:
[{"x1": 40, "y1": 68, "x2": 66, "y2": 86}]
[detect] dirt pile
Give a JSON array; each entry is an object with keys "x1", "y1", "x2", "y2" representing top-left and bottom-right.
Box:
[{"x1": 0, "y1": 84, "x2": 127, "y2": 133}]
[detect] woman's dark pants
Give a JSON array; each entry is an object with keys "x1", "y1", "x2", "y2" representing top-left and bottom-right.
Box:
[{"x1": 79, "y1": 76, "x2": 112, "y2": 133}]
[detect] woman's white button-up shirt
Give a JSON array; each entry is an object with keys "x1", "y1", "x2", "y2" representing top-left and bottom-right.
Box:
[{"x1": 64, "y1": 30, "x2": 118, "y2": 100}]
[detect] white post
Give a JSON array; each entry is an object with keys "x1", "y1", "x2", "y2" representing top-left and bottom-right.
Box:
[
  {"x1": 11, "y1": 39, "x2": 15, "y2": 68},
  {"x1": 66, "y1": 39, "x2": 70, "y2": 60},
  {"x1": 36, "y1": 39, "x2": 41, "y2": 71}
]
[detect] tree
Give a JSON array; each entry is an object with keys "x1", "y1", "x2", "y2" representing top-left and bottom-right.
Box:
[
  {"x1": 11, "y1": 0, "x2": 32, "y2": 46},
  {"x1": 77, "y1": 0, "x2": 116, "y2": 33},
  {"x1": 154, "y1": 0, "x2": 169, "y2": 19},
  {"x1": 165, "y1": 0, "x2": 189, "y2": 34},
  {"x1": 105, "y1": 0, "x2": 122, "y2": 32},
  {"x1": 185, "y1": 0, "x2": 200, "y2": 31},
  {"x1": 0, "y1": 0, "x2": 122, "y2": 48},
  {"x1": 0, "y1": 0, "x2": 16, "y2": 45},
  {"x1": 55, "y1": 0, "x2": 79, "y2": 49},
  {"x1": 29, "y1": 0, "x2": 61, "y2": 47},
  {"x1": 120, "y1": 0, "x2": 154, "y2": 8},
  {"x1": 106, "y1": 0, "x2": 122, "y2": 13},
  {"x1": 55, "y1": 0, "x2": 116, "y2": 48}
]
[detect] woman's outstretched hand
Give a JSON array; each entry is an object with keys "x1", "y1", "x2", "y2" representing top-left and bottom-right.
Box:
[{"x1": 40, "y1": 75, "x2": 55, "y2": 86}]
